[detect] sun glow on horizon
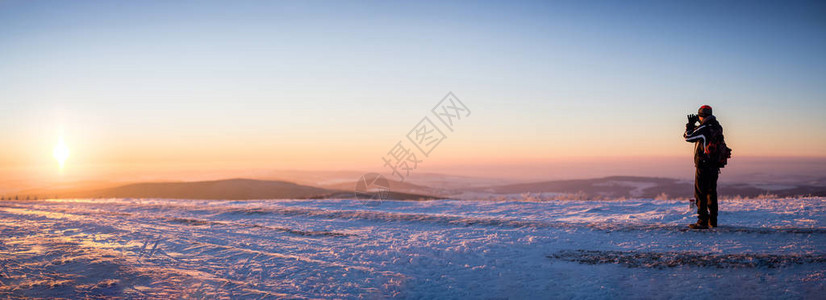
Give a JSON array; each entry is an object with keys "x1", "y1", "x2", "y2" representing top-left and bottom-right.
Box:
[{"x1": 53, "y1": 137, "x2": 69, "y2": 170}]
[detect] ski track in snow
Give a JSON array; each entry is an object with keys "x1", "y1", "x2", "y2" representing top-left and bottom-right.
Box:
[{"x1": 0, "y1": 198, "x2": 824, "y2": 299}]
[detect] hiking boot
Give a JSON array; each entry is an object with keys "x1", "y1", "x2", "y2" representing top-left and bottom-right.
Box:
[
  {"x1": 688, "y1": 222, "x2": 709, "y2": 229},
  {"x1": 708, "y1": 218, "x2": 717, "y2": 228}
]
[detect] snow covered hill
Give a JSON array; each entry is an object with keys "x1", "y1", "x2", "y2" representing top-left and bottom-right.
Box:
[{"x1": 1, "y1": 197, "x2": 823, "y2": 298}]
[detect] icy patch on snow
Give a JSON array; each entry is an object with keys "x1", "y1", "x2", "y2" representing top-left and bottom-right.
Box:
[{"x1": 550, "y1": 249, "x2": 826, "y2": 269}]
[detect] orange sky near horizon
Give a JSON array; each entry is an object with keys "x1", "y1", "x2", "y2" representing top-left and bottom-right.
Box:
[{"x1": 2, "y1": 98, "x2": 825, "y2": 192}]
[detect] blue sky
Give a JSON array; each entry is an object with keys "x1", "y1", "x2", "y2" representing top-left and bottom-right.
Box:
[{"x1": 1, "y1": 0, "x2": 824, "y2": 182}]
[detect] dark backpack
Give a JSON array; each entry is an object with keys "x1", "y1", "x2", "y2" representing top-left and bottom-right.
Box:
[{"x1": 704, "y1": 126, "x2": 732, "y2": 168}]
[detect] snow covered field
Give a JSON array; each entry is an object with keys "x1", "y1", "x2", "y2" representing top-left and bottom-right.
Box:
[{"x1": 1, "y1": 197, "x2": 824, "y2": 299}]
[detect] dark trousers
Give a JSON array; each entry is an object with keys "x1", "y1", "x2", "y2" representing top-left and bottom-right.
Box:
[{"x1": 695, "y1": 166, "x2": 719, "y2": 225}]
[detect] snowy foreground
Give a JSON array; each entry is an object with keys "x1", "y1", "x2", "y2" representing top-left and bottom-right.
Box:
[{"x1": 1, "y1": 198, "x2": 824, "y2": 299}]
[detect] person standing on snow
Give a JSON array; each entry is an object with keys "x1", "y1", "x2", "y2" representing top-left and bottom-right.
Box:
[{"x1": 684, "y1": 105, "x2": 722, "y2": 229}]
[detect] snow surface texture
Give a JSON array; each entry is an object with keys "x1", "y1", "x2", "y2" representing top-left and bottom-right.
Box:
[{"x1": 0, "y1": 198, "x2": 824, "y2": 299}]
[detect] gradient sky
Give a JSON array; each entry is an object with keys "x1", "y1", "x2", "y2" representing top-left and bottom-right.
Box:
[{"x1": 1, "y1": 0, "x2": 825, "y2": 188}]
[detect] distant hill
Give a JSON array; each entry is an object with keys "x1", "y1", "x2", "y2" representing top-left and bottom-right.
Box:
[
  {"x1": 14, "y1": 175, "x2": 826, "y2": 201},
  {"x1": 52, "y1": 178, "x2": 438, "y2": 200},
  {"x1": 320, "y1": 178, "x2": 451, "y2": 198},
  {"x1": 477, "y1": 176, "x2": 826, "y2": 198}
]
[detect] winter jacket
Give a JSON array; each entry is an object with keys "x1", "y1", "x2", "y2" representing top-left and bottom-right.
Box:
[{"x1": 684, "y1": 115, "x2": 721, "y2": 168}]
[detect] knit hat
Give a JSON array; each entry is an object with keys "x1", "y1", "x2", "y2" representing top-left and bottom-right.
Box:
[{"x1": 698, "y1": 105, "x2": 712, "y2": 117}]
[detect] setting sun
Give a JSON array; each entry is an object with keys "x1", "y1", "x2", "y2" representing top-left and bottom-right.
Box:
[{"x1": 53, "y1": 137, "x2": 69, "y2": 170}]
